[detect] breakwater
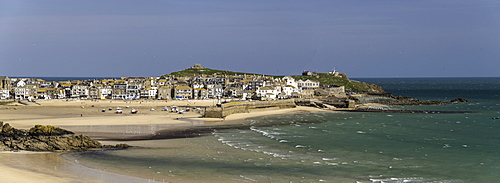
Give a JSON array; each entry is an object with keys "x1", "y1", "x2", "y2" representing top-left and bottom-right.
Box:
[{"x1": 204, "y1": 100, "x2": 296, "y2": 118}]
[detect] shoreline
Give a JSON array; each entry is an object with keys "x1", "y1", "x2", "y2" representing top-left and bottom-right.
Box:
[
  {"x1": 0, "y1": 151, "x2": 72, "y2": 183},
  {"x1": 0, "y1": 150, "x2": 168, "y2": 183},
  {"x1": 0, "y1": 99, "x2": 333, "y2": 182}
]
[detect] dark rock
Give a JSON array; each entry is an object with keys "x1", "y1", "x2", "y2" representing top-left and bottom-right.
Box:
[
  {"x1": 450, "y1": 98, "x2": 470, "y2": 103},
  {"x1": 29, "y1": 125, "x2": 74, "y2": 136},
  {"x1": 354, "y1": 94, "x2": 450, "y2": 106},
  {"x1": 103, "y1": 143, "x2": 131, "y2": 149},
  {"x1": 1, "y1": 123, "x2": 14, "y2": 133},
  {"x1": 0, "y1": 122, "x2": 130, "y2": 151}
]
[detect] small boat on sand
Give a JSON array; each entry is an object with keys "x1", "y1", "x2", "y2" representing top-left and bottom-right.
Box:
[
  {"x1": 116, "y1": 108, "x2": 123, "y2": 114},
  {"x1": 131, "y1": 109, "x2": 138, "y2": 114}
]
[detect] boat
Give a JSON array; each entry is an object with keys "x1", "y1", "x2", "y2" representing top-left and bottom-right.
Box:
[
  {"x1": 131, "y1": 109, "x2": 138, "y2": 114},
  {"x1": 116, "y1": 108, "x2": 123, "y2": 114}
]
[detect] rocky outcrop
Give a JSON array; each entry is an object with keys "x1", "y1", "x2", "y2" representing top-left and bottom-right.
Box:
[
  {"x1": 353, "y1": 94, "x2": 450, "y2": 106},
  {"x1": 356, "y1": 95, "x2": 470, "y2": 106},
  {"x1": 450, "y1": 98, "x2": 470, "y2": 103},
  {"x1": 387, "y1": 95, "x2": 450, "y2": 105},
  {"x1": 0, "y1": 122, "x2": 129, "y2": 151}
]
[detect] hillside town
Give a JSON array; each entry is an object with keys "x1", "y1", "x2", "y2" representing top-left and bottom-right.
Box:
[{"x1": 0, "y1": 64, "x2": 346, "y2": 101}]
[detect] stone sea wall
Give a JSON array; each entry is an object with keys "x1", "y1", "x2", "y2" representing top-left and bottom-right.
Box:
[{"x1": 204, "y1": 100, "x2": 296, "y2": 118}]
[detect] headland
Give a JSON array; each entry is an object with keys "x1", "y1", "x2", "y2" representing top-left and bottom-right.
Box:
[{"x1": 0, "y1": 65, "x2": 469, "y2": 182}]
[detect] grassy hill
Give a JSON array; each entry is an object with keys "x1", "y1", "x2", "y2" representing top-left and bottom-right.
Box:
[
  {"x1": 165, "y1": 67, "x2": 385, "y2": 94},
  {"x1": 291, "y1": 73, "x2": 385, "y2": 94},
  {"x1": 166, "y1": 68, "x2": 261, "y2": 77}
]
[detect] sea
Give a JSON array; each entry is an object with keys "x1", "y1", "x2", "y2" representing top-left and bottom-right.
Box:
[{"x1": 63, "y1": 77, "x2": 500, "y2": 183}]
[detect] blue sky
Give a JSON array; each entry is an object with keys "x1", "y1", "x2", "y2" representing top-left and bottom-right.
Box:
[{"x1": 1, "y1": 0, "x2": 499, "y2": 77}]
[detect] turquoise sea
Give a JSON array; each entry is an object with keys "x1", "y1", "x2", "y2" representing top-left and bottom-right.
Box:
[{"x1": 64, "y1": 78, "x2": 500, "y2": 182}]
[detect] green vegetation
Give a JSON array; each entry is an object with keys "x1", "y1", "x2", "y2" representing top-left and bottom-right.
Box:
[
  {"x1": 165, "y1": 67, "x2": 385, "y2": 94},
  {"x1": 291, "y1": 73, "x2": 385, "y2": 94},
  {"x1": 166, "y1": 68, "x2": 262, "y2": 77}
]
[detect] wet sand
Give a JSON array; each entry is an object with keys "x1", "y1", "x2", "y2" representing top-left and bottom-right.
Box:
[{"x1": 0, "y1": 99, "x2": 331, "y2": 182}]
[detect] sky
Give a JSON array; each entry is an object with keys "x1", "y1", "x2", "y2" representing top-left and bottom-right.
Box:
[{"x1": 1, "y1": 0, "x2": 499, "y2": 78}]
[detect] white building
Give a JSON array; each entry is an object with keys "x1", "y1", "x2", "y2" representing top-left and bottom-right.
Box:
[
  {"x1": 14, "y1": 80, "x2": 26, "y2": 87},
  {"x1": 14, "y1": 85, "x2": 37, "y2": 100},
  {"x1": 0, "y1": 90, "x2": 9, "y2": 99},
  {"x1": 140, "y1": 87, "x2": 158, "y2": 99},
  {"x1": 281, "y1": 85, "x2": 298, "y2": 97},
  {"x1": 257, "y1": 86, "x2": 280, "y2": 100},
  {"x1": 100, "y1": 88, "x2": 113, "y2": 99},
  {"x1": 71, "y1": 85, "x2": 89, "y2": 98},
  {"x1": 282, "y1": 76, "x2": 298, "y2": 88},
  {"x1": 297, "y1": 79, "x2": 320, "y2": 89}
]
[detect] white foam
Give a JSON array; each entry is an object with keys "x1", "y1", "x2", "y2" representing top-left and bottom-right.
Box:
[
  {"x1": 369, "y1": 177, "x2": 425, "y2": 182},
  {"x1": 322, "y1": 158, "x2": 337, "y2": 161}
]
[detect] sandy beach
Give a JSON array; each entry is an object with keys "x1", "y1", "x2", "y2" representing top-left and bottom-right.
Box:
[
  {"x1": 0, "y1": 99, "x2": 330, "y2": 182},
  {"x1": 0, "y1": 151, "x2": 72, "y2": 183}
]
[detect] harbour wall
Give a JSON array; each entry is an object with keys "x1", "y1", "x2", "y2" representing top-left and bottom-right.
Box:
[{"x1": 204, "y1": 100, "x2": 296, "y2": 118}]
